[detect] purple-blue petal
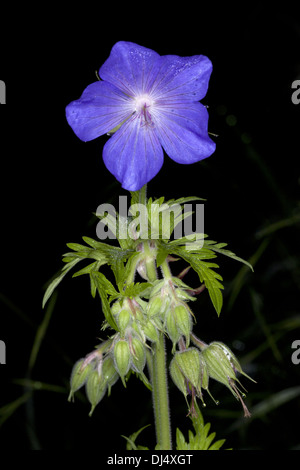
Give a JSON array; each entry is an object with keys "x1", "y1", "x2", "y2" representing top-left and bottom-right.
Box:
[
  {"x1": 150, "y1": 54, "x2": 213, "y2": 102},
  {"x1": 102, "y1": 116, "x2": 164, "y2": 191},
  {"x1": 154, "y1": 101, "x2": 216, "y2": 163},
  {"x1": 65, "y1": 81, "x2": 133, "y2": 142},
  {"x1": 99, "y1": 41, "x2": 160, "y2": 96}
]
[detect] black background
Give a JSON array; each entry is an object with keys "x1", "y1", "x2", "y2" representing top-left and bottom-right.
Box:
[{"x1": 1, "y1": 3, "x2": 300, "y2": 452}]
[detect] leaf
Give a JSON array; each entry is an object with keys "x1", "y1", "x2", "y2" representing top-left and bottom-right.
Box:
[
  {"x1": 91, "y1": 272, "x2": 118, "y2": 330},
  {"x1": 206, "y1": 242, "x2": 254, "y2": 272},
  {"x1": 42, "y1": 258, "x2": 82, "y2": 308},
  {"x1": 123, "y1": 282, "x2": 152, "y2": 299},
  {"x1": 29, "y1": 292, "x2": 57, "y2": 371},
  {"x1": 176, "y1": 401, "x2": 227, "y2": 450},
  {"x1": 122, "y1": 424, "x2": 151, "y2": 450},
  {"x1": 174, "y1": 248, "x2": 224, "y2": 315}
]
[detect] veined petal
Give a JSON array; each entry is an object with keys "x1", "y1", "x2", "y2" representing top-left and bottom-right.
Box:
[
  {"x1": 102, "y1": 117, "x2": 164, "y2": 191},
  {"x1": 154, "y1": 101, "x2": 216, "y2": 163},
  {"x1": 99, "y1": 41, "x2": 160, "y2": 96},
  {"x1": 65, "y1": 81, "x2": 133, "y2": 142},
  {"x1": 150, "y1": 54, "x2": 213, "y2": 102}
]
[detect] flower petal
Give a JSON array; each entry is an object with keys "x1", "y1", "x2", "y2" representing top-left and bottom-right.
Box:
[
  {"x1": 154, "y1": 101, "x2": 216, "y2": 163},
  {"x1": 102, "y1": 117, "x2": 164, "y2": 191},
  {"x1": 99, "y1": 41, "x2": 160, "y2": 96},
  {"x1": 150, "y1": 54, "x2": 213, "y2": 102},
  {"x1": 65, "y1": 81, "x2": 133, "y2": 141}
]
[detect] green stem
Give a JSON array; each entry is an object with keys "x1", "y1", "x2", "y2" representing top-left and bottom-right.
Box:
[
  {"x1": 138, "y1": 186, "x2": 172, "y2": 450},
  {"x1": 145, "y1": 249, "x2": 172, "y2": 449},
  {"x1": 152, "y1": 332, "x2": 172, "y2": 449}
]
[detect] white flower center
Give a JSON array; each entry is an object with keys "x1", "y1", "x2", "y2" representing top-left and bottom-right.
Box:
[{"x1": 134, "y1": 94, "x2": 155, "y2": 128}]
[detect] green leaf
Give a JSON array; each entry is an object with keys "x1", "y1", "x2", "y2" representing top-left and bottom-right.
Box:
[
  {"x1": 123, "y1": 282, "x2": 152, "y2": 299},
  {"x1": 176, "y1": 401, "x2": 227, "y2": 450},
  {"x1": 91, "y1": 272, "x2": 118, "y2": 330},
  {"x1": 42, "y1": 258, "x2": 81, "y2": 308},
  {"x1": 205, "y1": 241, "x2": 254, "y2": 272},
  {"x1": 29, "y1": 292, "x2": 57, "y2": 370},
  {"x1": 72, "y1": 261, "x2": 103, "y2": 278},
  {"x1": 122, "y1": 424, "x2": 151, "y2": 450},
  {"x1": 174, "y1": 248, "x2": 224, "y2": 315}
]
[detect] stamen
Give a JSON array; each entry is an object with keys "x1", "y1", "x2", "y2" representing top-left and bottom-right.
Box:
[{"x1": 134, "y1": 94, "x2": 155, "y2": 128}]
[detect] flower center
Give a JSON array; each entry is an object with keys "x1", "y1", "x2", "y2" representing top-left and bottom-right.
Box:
[{"x1": 134, "y1": 94, "x2": 154, "y2": 128}]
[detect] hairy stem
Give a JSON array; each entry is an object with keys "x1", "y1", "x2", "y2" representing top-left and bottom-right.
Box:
[
  {"x1": 152, "y1": 332, "x2": 172, "y2": 449},
  {"x1": 139, "y1": 186, "x2": 172, "y2": 449}
]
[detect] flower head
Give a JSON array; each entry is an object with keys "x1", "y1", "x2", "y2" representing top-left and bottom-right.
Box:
[{"x1": 66, "y1": 41, "x2": 216, "y2": 190}]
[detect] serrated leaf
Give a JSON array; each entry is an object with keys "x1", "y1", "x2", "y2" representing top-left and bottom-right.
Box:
[
  {"x1": 176, "y1": 401, "x2": 227, "y2": 450},
  {"x1": 173, "y1": 248, "x2": 224, "y2": 315},
  {"x1": 123, "y1": 282, "x2": 152, "y2": 299},
  {"x1": 207, "y1": 243, "x2": 254, "y2": 272}
]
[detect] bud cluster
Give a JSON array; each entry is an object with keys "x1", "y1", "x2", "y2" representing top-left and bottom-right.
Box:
[
  {"x1": 148, "y1": 277, "x2": 195, "y2": 351},
  {"x1": 68, "y1": 344, "x2": 119, "y2": 416},
  {"x1": 68, "y1": 254, "x2": 254, "y2": 417},
  {"x1": 170, "y1": 340, "x2": 255, "y2": 417}
]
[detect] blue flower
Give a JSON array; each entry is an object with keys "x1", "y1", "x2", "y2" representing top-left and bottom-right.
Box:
[{"x1": 66, "y1": 41, "x2": 216, "y2": 191}]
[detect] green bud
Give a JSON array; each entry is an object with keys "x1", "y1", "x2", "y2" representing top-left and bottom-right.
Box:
[
  {"x1": 85, "y1": 370, "x2": 107, "y2": 417},
  {"x1": 113, "y1": 339, "x2": 130, "y2": 385},
  {"x1": 111, "y1": 300, "x2": 122, "y2": 316},
  {"x1": 117, "y1": 309, "x2": 132, "y2": 335},
  {"x1": 174, "y1": 348, "x2": 201, "y2": 391},
  {"x1": 201, "y1": 343, "x2": 236, "y2": 389},
  {"x1": 175, "y1": 288, "x2": 196, "y2": 302},
  {"x1": 211, "y1": 342, "x2": 254, "y2": 382},
  {"x1": 102, "y1": 356, "x2": 119, "y2": 391},
  {"x1": 147, "y1": 296, "x2": 162, "y2": 317},
  {"x1": 201, "y1": 342, "x2": 255, "y2": 417},
  {"x1": 68, "y1": 358, "x2": 94, "y2": 402},
  {"x1": 174, "y1": 304, "x2": 192, "y2": 347},
  {"x1": 198, "y1": 353, "x2": 209, "y2": 391},
  {"x1": 169, "y1": 357, "x2": 188, "y2": 399},
  {"x1": 165, "y1": 309, "x2": 181, "y2": 347},
  {"x1": 134, "y1": 306, "x2": 146, "y2": 324},
  {"x1": 143, "y1": 320, "x2": 159, "y2": 342},
  {"x1": 130, "y1": 338, "x2": 146, "y2": 373}
]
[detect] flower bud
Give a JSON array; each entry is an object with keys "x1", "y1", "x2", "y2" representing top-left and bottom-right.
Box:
[
  {"x1": 102, "y1": 356, "x2": 119, "y2": 392},
  {"x1": 165, "y1": 309, "x2": 181, "y2": 347},
  {"x1": 111, "y1": 300, "x2": 122, "y2": 317},
  {"x1": 174, "y1": 348, "x2": 201, "y2": 392},
  {"x1": 85, "y1": 369, "x2": 107, "y2": 416},
  {"x1": 201, "y1": 341, "x2": 255, "y2": 417},
  {"x1": 68, "y1": 358, "x2": 94, "y2": 402},
  {"x1": 169, "y1": 357, "x2": 188, "y2": 399},
  {"x1": 117, "y1": 309, "x2": 132, "y2": 335},
  {"x1": 147, "y1": 296, "x2": 162, "y2": 318},
  {"x1": 201, "y1": 342, "x2": 252, "y2": 388},
  {"x1": 113, "y1": 339, "x2": 131, "y2": 385},
  {"x1": 143, "y1": 320, "x2": 159, "y2": 343},
  {"x1": 174, "y1": 304, "x2": 192, "y2": 347},
  {"x1": 130, "y1": 337, "x2": 146, "y2": 373}
]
